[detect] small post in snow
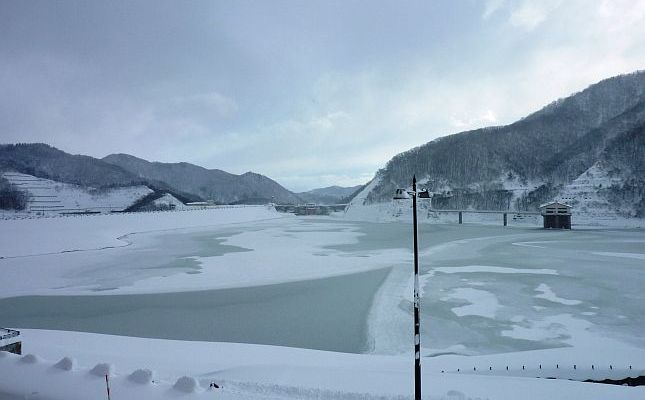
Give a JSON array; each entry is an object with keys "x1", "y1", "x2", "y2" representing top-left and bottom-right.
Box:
[{"x1": 105, "y1": 374, "x2": 111, "y2": 400}]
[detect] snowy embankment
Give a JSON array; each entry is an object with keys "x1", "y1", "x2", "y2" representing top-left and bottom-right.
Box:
[
  {"x1": 558, "y1": 162, "x2": 642, "y2": 226},
  {"x1": 1, "y1": 172, "x2": 153, "y2": 215},
  {"x1": 1, "y1": 329, "x2": 644, "y2": 400}
]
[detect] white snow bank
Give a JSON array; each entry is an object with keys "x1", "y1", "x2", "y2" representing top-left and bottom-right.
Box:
[{"x1": 1, "y1": 330, "x2": 644, "y2": 400}]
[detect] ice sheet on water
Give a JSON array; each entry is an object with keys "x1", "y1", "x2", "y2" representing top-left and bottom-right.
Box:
[
  {"x1": 535, "y1": 283, "x2": 582, "y2": 305},
  {"x1": 434, "y1": 265, "x2": 558, "y2": 275},
  {"x1": 592, "y1": 251, "x2": 645, "y2": 260},
  {"x1": 443, "y1": 288, "x2": 501, "y2": 319}
]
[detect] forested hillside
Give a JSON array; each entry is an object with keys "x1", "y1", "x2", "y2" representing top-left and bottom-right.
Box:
[
  {"x1": 102, "y1": 153, "x2": 301, "y2": 204},
  {"x1": 0, "y1": 143, "x2": 144, "y2": 188},
  {"x1": 361, "y1": 71, "x2": 645, "y2": 216},
  {"x1": 0, "y1": 144, "x2": 302, "y2": 207},
  {"x1": 297, "y1": 185, "x2": 363, "y2": 204}
]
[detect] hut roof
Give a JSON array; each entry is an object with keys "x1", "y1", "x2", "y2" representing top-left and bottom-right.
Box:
[{"x1": 539, "y1": 201, "x2": 572, "y2": 209}]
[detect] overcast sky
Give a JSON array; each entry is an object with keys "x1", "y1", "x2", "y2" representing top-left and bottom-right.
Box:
[{"x1": 1, "y1": 0, "x2": 645, "y2": 191}]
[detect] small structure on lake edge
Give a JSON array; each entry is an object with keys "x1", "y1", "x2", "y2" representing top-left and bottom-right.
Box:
[
  {"x1": 0, "y1": 328, "x2": 21, "y2": 354},
  {"x1": 540, "y1": 201, "x2": 572, "y2": 229}
]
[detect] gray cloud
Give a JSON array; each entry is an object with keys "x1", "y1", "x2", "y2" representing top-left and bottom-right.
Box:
[{"x1": 1, "y1": 0, "x2": 645, "y2": 191}]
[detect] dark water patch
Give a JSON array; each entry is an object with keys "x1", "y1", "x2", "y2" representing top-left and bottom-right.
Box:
[
  {"x1": 585, "y1": 375, "x2": 645, "y2": 387},
  {"x1": 0, "y1": 268, "x2": 391, "y2": 353}
]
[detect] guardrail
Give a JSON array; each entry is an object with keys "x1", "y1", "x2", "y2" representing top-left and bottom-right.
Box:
[{"x1": 439, "y1": 361, "x2": 644, "y2": 386}]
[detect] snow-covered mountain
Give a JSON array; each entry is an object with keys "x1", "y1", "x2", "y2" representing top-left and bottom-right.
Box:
[
  {"x1": 350, "y1": 71, "x2": 645, "y2": 221},
  {"x1": 102, "y1": 153, "x2": 302, "y2": 205},
  {"x1": 0, "y1": 143, "x2": 146, "y2": 189},
  {"x1": 0, "y1": 144, "x2": 302, "y2": 209},
  {"x1": 297, "y1": 185, "x2": 364, "y2": 204}
]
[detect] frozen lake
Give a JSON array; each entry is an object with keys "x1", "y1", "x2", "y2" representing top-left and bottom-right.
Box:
[
  {"x1": 0, "y1": 268, "x2": 389, "y2": 353},
  {"x1": 1, "y1": 214, "x2": 644, "y2": 357}
]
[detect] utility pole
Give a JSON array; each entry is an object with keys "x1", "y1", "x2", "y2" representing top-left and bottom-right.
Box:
[
  {"x1": 412, "y1": 175, "x2": 421, "y2": 400},
  {"x1": 394, "y1": 175, "x2": 429, "y2": 400}
]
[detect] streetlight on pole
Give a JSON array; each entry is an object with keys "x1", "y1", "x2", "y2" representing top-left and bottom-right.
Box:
[{"x1": 394, "y1": 175, "x2": 431, "y2": 400}]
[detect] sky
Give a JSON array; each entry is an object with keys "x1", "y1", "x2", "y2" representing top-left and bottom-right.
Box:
[{"x1": 1, "y1": 0, "x2": 645, "y2": 192}]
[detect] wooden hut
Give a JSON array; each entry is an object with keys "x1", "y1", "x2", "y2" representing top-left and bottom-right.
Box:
[{"x1": 540, "y1": 201, "x2": 572, "y2": 229}]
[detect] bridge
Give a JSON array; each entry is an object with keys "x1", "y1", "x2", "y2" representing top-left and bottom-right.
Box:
[
  {"x1": 275, "y1": 203, "x2": 349, "y2": 215},
  {"x1": 429, "y1": 208, "x2": 541, "y2": 226},
  {"x1": 274, "y1": 202, "x2": 540, "y2": 225}
]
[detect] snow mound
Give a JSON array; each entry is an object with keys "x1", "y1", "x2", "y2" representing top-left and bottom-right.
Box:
[
  {"x1": 128, "y1": 368, "x2": 155, "y2": 384},
  {"x1": 19, "y1": 354, "x2": 40, "y2": 364},
  {"x1": 0, "y1": 351, "x2": 11, "y2": 358},
  {"x1": 90, "y1": 362, "x2": 114, "y2": 377},
  {"x1": 173, "y1": 376, "x2": 201, "y2": 393},
  {"x1": 445, "y1": 390, "x2": 467, "y2": 400},
  {"x1": 53, "y1": 356, "x2": 75, "y2": 371}
]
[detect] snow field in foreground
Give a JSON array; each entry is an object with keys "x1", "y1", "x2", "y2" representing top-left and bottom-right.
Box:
[{"x1": 1, "y1": 330, "x2": 644, "y2": 400}]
